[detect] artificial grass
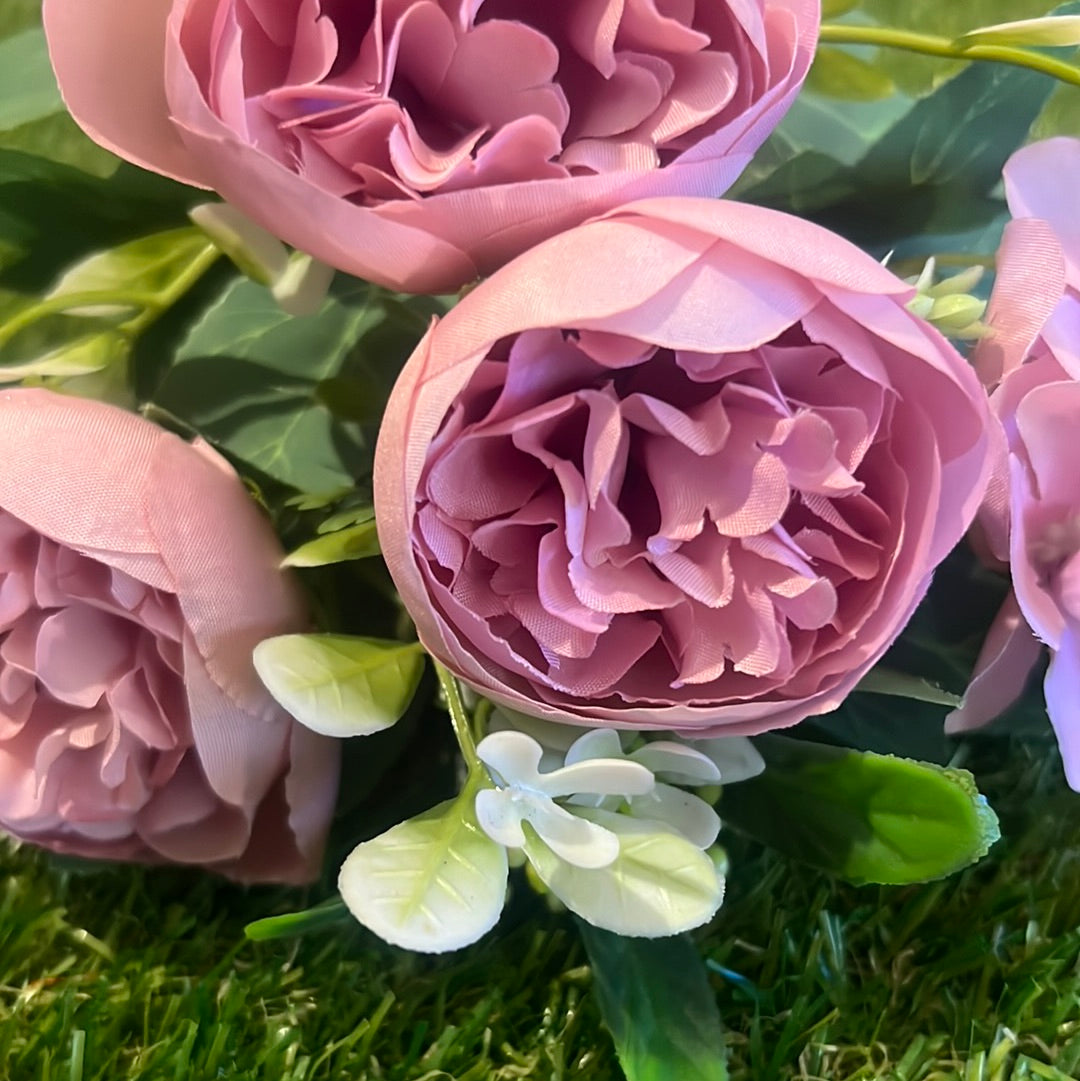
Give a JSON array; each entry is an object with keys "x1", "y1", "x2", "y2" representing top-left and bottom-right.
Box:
[{"x1": 2, "y1": 740, "x2": 1079, "y2": 1081}]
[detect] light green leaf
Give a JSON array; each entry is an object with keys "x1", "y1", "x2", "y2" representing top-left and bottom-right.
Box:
[
  {"x1": 721, "y1": 736, "x2": 1001, "y2": 885},
  {"x1": 338, "y1": 787, "x2": 508, "y2": 953},
  {"x1": 46, "y1": 227, "x2": 216, "y2": 314},
  {"x1": 0, "y1": 28, "x2": 64, "y2": 132},
  {"x1": 252, "y1": 634, "x2": 425, "y2": 737},
  {"x1": 281, "y1": 519, "x2": 380, "y2": 567},
  {"x1": 807, "y1": 47, "x2": 897, "y2": 101},
  {"x1": 0, "y1": 330, "x2": 127, "y2": 382},
  {"x1": 955, "y1": 15, "x2": 1080, "y2": 49},
  {"x1": 579, "y1": 923, "x2": 728, "y2": 1081},
  {"x1": 524, "y1": 808, "x2": 724, "y2": 937},
  {"x1": 856, "y1": 667, "x2": 963, "y2": 707}
]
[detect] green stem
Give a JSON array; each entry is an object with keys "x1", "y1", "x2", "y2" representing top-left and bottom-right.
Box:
[
  {"x1": 123, "y1": 241, "x2": 220, "y2": 336},
  {"x1": 819, "y1": 23, "x2": 1080, "y2": 89},
  {"x1": 434, "y1": 662, "x2": 481, "y2": 775},
  {"x1": 0, "y1": 240, "x2": 221, "y2": 352}
]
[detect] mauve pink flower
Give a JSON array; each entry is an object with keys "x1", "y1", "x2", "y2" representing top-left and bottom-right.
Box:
[
  {"x1": 374, "y1": 198, "x2": 990, "y2": 733},
  {"x1": 43, "y1": 0, "x2": 818, "y2": 294},
  {"x1": 0, "y1": 389, "x2": 339, "y2": 881},
  {"x1": 947, "y1": 138, "x2": 1080, "y2": 788}
]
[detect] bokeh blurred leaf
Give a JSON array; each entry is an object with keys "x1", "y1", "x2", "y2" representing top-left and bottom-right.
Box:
[{"x1": 0, "y1": 28, "x2": 63, "y2": 131}]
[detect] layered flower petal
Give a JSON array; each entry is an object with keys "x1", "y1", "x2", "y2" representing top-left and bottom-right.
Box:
[
  {"x1": 45, "y1": 0, "x2": 819, "y2": 292},
  {"x1": 0, "y1": 389, "x2": 339, "y2": 881},
  {"x1": 374, "y1": 198, "x2": 990, "y2": 733}
]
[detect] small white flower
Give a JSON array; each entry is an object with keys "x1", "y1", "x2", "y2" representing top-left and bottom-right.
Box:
[{"x1": 474, "y1": 730, "x2": 654, "y2": 869}]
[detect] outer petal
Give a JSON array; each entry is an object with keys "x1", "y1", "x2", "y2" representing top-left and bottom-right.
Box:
[
  {"x1": 43, "y1": 0, "x2": 210, "y2": 186},
  {"x1": 945, "y1": 591, "x2": 1043, "y2": 735}
]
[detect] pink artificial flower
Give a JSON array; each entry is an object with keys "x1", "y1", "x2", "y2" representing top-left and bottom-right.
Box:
[
  {"x1": 947, "y1": 138, "x2": 1080, "y2": 788},
  {"x1": 0, "y1": 389, "x2": 339, "y2": 881},
  {"x1": 374, "y1": 198, "x2": 990, "y2": 734},
  {"x1": 43, "y1": 0, "x2": 818, "y2": 294}
]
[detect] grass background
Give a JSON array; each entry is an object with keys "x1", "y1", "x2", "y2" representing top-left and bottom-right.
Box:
[{"x1": 3, "y1": 740, "x2": 1079, "y2": 1081}]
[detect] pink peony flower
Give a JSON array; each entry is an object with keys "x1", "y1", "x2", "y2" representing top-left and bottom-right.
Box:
[
  {"x1": 43, "y1": 0, "x2": 818, "y2": 294},
  {"x1": 374, "y1": 198, "x2": 990, "y2": 733},
  {"x1": 0, "y1": 389, "x2": 339, "y2": 881},
  {"x1": 948, "y1": 138, "x2": 1080, "y2": 788}
]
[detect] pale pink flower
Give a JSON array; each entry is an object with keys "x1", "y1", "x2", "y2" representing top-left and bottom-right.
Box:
[
  {"x1": 374, "y1": 198, "x2": 990, "y2": 733},
  {"x1": 947, "y1": 138, "x2": 1080, "y2": 787},
  {"x1": 0, "y1": 389, "x2": 339, "y2": 881},
  {"x1": 44, "y1": 0, "x2": 818, "y2": 294}
]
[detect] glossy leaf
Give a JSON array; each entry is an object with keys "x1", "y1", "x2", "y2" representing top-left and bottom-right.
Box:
[
  {"x1": 338, "y1": 788, "x2": 508, "y2": 953},
  {"x1": 856, "y1": 667, "x2": 963, "y2": 707},
  {"x1": 721, "y1": 737, "x2": 1001, "y2": 885},
  {"x1": 523, "y1": 809, "x2": 724, "y2": 937},
  {"x1": 281, "y1": 519, "x2": 380, "y2": 567},
  {"x1": 579, "y1": 923, "x2": 729, "y2": 1081},
  {"x1": 252, "y1": 634, "x2": 425, "y2": 737}
]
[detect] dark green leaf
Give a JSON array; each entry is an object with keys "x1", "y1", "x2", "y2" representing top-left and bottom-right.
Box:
[
  {"x1": 0, "y1": 150, "x2": 199, "y2": 290},
  {"x1": 578, "y1": 922, "x2": 728, "y2": 1081},
  {"x1": 722, "y1": 736, "x2": 1001, "y2": 885}
]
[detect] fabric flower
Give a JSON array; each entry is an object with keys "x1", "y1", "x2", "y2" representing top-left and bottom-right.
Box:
[
  {"x1": 947, "y1": 138, "x2": 1080, "y2": 788},
  {"x1": 0, "y1": 389, "x2": 339, "y2": 881},
  {"x1": 43, "y1": 0, "x2": 819, "y2": 294},
  {"x1": 374, "y1": 198, "x2": 990, "y2": 734}
]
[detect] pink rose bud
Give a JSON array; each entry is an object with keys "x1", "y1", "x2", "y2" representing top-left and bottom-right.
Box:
[
  {"x1": 0, "y1": 389, "x2": 339, "y2": 882},
  {"x1": 374, "y1": 198, "x2": 991, "y2": 735},
  {"x1": 43, "y1": 0, "x2": 818, "y2": 294},
  {"x1": 948, "y1": 138, "x2": 1080, "y2": 789}
]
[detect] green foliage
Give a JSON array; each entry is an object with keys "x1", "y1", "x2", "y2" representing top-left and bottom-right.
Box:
[
  {"x1": 283, "y1": 517, "x2": 380, "y2": 567},
  {"x1": 151, "y1": 277, "x2": 439, "y2": 493},
  {"x1": 253, "y1": 634, "x2": 426, "y2": 738},
  {"x1": 0, "y1": 749, "x2": 1077, "y2": 1080},
  {"x1": 722, "y1": 737, "x2": 1000, "y2": 885},
  {"x1": 579, "y1": 924, "x2": 728, "y2": 1081},
  {"x1": 0, "y1": 27, "x2": 63, "y2": 132}
]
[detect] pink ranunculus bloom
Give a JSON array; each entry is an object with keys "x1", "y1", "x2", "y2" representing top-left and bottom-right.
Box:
[
  {"x1": 947, "y1": 138, "x2": 1080, "y2": 788},
  {"x1": 0, "y1": 389, "x2": 339, "y2": 881},
  {"x1": 43, "y1": 0, "x2": 818, "y2": 294},
  {"x1": 374, "y1": 198, "x2": 991, "y2": 734}
]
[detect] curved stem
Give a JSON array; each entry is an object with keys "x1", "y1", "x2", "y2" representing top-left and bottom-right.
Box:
[
  {"x1": 434, "y1": 662, "x2": 481, "y2": 776},
  {"x1": 819, "y1": 23, "x2": 1080, "y2": 89}
]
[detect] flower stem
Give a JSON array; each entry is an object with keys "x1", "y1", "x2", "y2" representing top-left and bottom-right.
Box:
[
  {"x1": 819, "y1": 23, "x2": 1080, "y2": 88},
  {"x1": 434, "y1": 662, "x2": 481, "y2": 776}
]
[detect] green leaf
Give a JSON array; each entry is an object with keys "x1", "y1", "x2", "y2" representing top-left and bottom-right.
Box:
[
  {"x1": 45, "y1": 228, "x2": 215, "y2": 312},
  {"x1": 282, "y1": 518, "x2": 380, "y2": 567},
  {"x1": 338, "y1": 786, "x2": 509, "y2": 953},
  {"x1": 721, "y1": 736, "x2": 1001, "y2": 885},
  {"x1": 855, "y1": 667, "x2": 963, "y2": 707},
  {"x1": 0, "y1": 28, "x2": 63, "y2": 132},
  {"x1": 244, "y1": 899, "x2": 349, "y2": 942},
  {"x1": 579, "y1": 923, "x2": 728, "y2": 1081},
  {"x1": 151, "y1": 277, "x2": 431, "y2": 492},
  {"x1": 807, "y1": 47, "x2": 897, "y2": 101},
  {"x1": 252, "y1": 634, "x2": 425, "y2": 738},
  {"x1": 523, "y1": 809, "x2": 724, "y2": 937},
  {"x1": 956, "y1": 15, "x2": 1080, "y2": 48},
  {"x1": 0, "y1": 150, "x2": 200, "y2": 290}
]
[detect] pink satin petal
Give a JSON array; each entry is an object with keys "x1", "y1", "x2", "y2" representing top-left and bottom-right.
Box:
[{"x1": 43, "y1": 0, "x2": 210, "y2": 186}]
